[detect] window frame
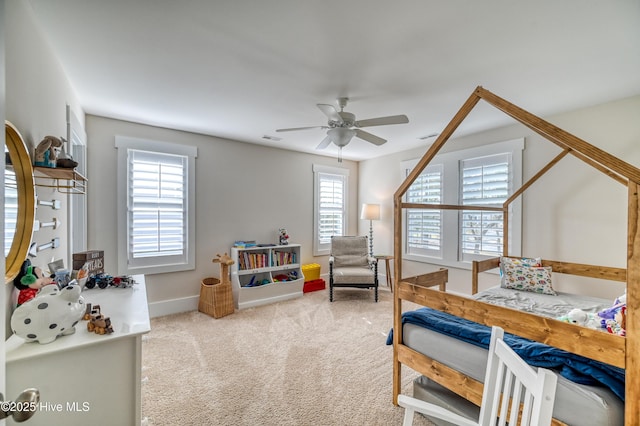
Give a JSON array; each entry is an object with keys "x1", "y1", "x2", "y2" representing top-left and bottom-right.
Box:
[
  {"x1": 313, "y1": 164, "x2": 349, "y2": 256},
  {"x1": 401, "y1": 138, "x2": 524, "y2": 269},
  {"x1": 115, "y1": 135, "x2": 197, "y2": 275},
  {"x1": 67, "y1": 105, "x2": 87, "y2": 262}
]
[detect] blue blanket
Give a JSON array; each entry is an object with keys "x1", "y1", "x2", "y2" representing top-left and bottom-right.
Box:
[{"x1": 386, "y1": 307, "x2": 625, "y2": 401}]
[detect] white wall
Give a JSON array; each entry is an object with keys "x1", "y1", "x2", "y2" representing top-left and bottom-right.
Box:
[
  {"x1": 7, "y1": 0, "x2": 640, "y2": 316},
  {"x1": 359, "y1": 95, "x2": 640, "y2": 300},
  {"x1": 4, "y1": 0, "x2": 84, "y2": 332},
  {"x1": 86, "y1": 116, "x2": 358, "y2": 312}
]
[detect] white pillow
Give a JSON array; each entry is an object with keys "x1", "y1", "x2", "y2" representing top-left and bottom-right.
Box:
[{"x1": 500, "y1": 257, "x2": 556, "y2": 295}]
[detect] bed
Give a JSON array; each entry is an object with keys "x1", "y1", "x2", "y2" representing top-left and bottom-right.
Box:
[{"x1": 391, "y1": 87, "x2": 640, "y2": 425}]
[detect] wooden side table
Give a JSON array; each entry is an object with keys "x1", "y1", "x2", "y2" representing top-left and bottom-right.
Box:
[{"x1": 374, "y1": 255, "x2": 394, "y2": 291}]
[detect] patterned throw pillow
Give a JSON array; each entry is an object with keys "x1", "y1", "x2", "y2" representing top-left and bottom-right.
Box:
[{"x1": 500, "y1": 257, "x2": 556, "y2": 295}]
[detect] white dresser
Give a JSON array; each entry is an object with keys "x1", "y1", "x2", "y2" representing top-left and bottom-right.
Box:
[{"x1": 5, "y1": 275, "x2": 150, "y2": 426}]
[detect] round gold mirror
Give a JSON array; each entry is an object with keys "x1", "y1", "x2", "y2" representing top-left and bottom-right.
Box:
[{"x1": 5, "y1": 121, "x2": 35, "y2": 284}]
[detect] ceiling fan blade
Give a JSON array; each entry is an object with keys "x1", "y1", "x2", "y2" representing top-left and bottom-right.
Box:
[
  {"x1": 355, "y1": 114, "x2": 409, "y2": 128},
  {"x1": 276, "y1": 125, "x2": 328, "y2": 132},
  {"x1": 317, "y1": 104, "x2": 343, "y2": 124},
  {"x1": 355, "y1": 129, "x2": 387, "y2": 146},
  {"x1": 316, "y1": 135, "x2": 332, "y2": 150}
]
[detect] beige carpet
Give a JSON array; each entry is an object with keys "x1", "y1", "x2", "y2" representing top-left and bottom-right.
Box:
[{"x1": 141, "y1": 286, "x2": 435, "y2": 425}]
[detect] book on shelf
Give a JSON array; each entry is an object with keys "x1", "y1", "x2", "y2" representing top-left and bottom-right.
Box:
[
  {"x1": 239, "y1": 251, "x2": 268, "y2": 270},
  {"x1": 272, "y1": 250, "x2": 297, "y2": 266},
  {"x1": 234, "y1": 240, "x2": 257, "y2": 248}
]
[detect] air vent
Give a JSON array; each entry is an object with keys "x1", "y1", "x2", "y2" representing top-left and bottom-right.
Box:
[{"x1": 418, "y1": 133, "x2": 439, "y2": 140}]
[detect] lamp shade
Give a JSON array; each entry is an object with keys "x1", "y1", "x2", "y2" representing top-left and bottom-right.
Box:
[
  {"x1": 360, "y1": 203, "x2": 381, "y2": 221},
  {"x1": 328, "y1": 128, "x2": 356, "y2": 147}
]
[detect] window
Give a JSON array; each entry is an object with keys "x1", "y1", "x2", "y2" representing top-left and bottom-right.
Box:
[
  {"x1": 67, "y1": 105, "x2": 87, "y2": 261},
  {"x1": 406, "y1": 164, "x2": 443, "y2": 258},
  {"x1": 313, "y1": 164, "x2": 349, "y2": 256},
  {"x1": 460, "y1": 154, "x2": 510, "y2": 261},
  {"x1": 116, "y1": 136, "x2": 197, "y2": 274},
  {"x1": 402, "y1": 139, "x2": 523, "y2": 268}
]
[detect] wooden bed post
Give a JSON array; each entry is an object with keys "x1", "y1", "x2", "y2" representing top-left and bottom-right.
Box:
[
  {"x1": 392, "y1": 88, "x2": 483, "y2": 406},
  {"x1": 392, "y1": 194, "x2": 402, "y2": 405},
  {"x1": 627, "y1": 181, "x2": 640, "y2": 425}
]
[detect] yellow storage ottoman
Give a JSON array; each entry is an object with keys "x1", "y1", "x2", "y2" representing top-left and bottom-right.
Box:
[{"x1": 302, "y1": 263, "x2": 321, "y2": 282}]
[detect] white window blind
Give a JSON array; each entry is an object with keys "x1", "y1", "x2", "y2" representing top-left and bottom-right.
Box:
[
  {"x1": 313, "y1": 164, "x2": 349, "y2": 255},
  {"x1": 401, "y1": 139, "x2": 523, "y2": 268},
  {"x1": 460, "y1": 154, "x2": 510, "y2": 258},
  {"x1": 406, "y1": 164, "x2": 442, "y2": 257},
  {"x1": 4, "y1": 168, "x2": 18, "y2": 256},
  {"x1": 116, "y1": 136, "x2": 197, "y2": 274},
  {"x1": 318, "y1": 172, "x2": 346, "y2": 245},
  {"x1": 129, "y1": 150, "x2": 186, "y2": 259}
]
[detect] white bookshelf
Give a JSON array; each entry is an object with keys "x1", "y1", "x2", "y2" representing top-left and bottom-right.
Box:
[{"x1": 231, "y1": 244, "x2": 304, "y2": 309}]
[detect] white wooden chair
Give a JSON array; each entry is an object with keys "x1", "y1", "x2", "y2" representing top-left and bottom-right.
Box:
[{"x1": 398, "y1": 326, "x2": 558, "y2": 426}]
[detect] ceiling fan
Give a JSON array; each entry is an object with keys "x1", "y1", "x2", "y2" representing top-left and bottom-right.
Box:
[{"x1": 276, "y1": 97, "x2": 409, "y2": 161}]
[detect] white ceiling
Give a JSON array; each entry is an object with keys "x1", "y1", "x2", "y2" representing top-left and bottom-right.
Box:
[{"x1": 26, "y1": 0, "x2": 640, "y2": 162}]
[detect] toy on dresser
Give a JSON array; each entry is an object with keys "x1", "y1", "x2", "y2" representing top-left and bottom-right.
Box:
[
  {"x1": 13, "y1": 259, "x2": 56, "y2": 307},
  {"x1": 11, "y1": 284, "x2": 86, "y2": 344}
]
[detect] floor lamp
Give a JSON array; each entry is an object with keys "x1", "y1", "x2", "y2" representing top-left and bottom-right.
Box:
[{"x1": 361, "y1": 203, "x2": 380, "y2": 257}]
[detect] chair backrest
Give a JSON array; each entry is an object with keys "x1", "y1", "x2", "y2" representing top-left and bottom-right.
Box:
[
  {"x1": 330, "y1": 236, "x2": 369, "y2": 267},
  {"x1": 478, "y1": 326, "x2": 558, "y2": 426}
]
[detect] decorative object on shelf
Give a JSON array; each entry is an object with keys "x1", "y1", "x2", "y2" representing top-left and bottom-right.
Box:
[
  {"x1": 278, "y1": 228, "x2": 289, "y2": 245},
  {"x1": 27, "y1": 237, "x2": 60, "y2": 258},
  {"x1": 33, "y1": 217, "x2": 61, "y2": 231},
  {"x1": 12, "y1": 259, "x2": 56, "y2": 307},
  {"x1": 198, "y1": 253, "x2": 235, "y2": 318},
  {"x1": 56, "y1": 141, "x2": 79, "y2": 169},
  {"x1": 72, "y1": 250, "x2": 105, "y2": 276},
  {"x1": 37, "y1": 197, "x2": 61, "y2": 210},
  {"x1": 34, "y1": 135, "x2": 63, "y2": 168},
  {"x1": 84, "y1": 304, "x2": 114, "y2": 335},
  {"x1": 10, "y1": 284, "x2": 86, "y2": 344},
  {"x1": 233, "y1": 240, "x2": 256, "y2": 248},
  {"x1": 360, "y1": 203, "x2": 380, "y2": 257},
  {"x1": 48, "y1": 259, "x2": 72, "y2": 288},
  {"x1": 84, "y1": 273, "x2": 136, "y2": 289}
]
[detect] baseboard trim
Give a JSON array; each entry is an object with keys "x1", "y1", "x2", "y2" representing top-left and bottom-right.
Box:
[
  {"x1": 147, "y1": 272, "x2": 392, "y2": 318},
  {"x1": 148, "y1": 295, "x2": 199, "y2": 318}
]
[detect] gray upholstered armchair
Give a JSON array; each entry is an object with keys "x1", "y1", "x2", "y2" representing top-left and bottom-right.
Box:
[{"x1": 329, "y1": 236, "x2": 378, "y2": 302}]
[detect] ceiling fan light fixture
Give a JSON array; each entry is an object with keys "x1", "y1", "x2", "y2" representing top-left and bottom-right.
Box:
[{"x1": 327, "y1": 128, "x2": 356, "y2": 147}]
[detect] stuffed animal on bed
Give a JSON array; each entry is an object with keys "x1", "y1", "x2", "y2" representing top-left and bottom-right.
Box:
[
  {"x1": 598, "y1": 293, "x2": 627, "y2": 335},
  {"x1": 606, "y1": 306, "x2": 626, "y2": 336},
  {"x1": 558, "y1": 308, "x2": 602, "y2": 329}
]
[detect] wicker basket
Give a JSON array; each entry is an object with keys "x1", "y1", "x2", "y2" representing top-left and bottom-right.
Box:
[{"x1": 198, "y1": 277, "x2": 234, "y2": 318}]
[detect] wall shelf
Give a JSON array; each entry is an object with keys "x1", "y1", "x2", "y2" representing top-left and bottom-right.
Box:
[{"x1": 33, "y1": 166, "x2": 87, "y2": 194}]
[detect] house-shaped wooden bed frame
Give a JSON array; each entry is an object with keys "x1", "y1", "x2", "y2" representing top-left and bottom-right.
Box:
[{"x1": 392, "y1": 86, "x2": 639, "y2": 425}]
